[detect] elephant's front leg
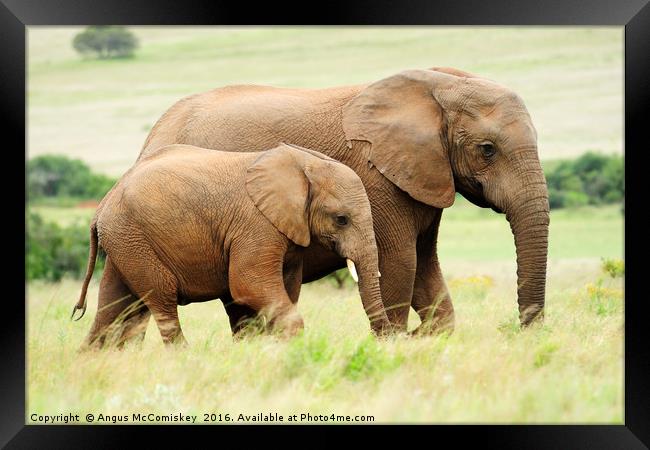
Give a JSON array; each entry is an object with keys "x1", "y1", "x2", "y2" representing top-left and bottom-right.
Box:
[
  {"x1": 228, "y1": 242, "x2": 304, "y2": 337},
  {"x1": 411, "y1": 212, "x2": 455, "y2": 335},
  {"x1": 375, "y1": 237, "x2": 417, "y2": 333},
  {"x1": 283, "y1": 251, "x2": 304, "y2": 304},
  {"x1": 222, "y1": 256, "x2": 303, "y2": 337},
  {"x1": 221, "y1": 295, "x2": 260, "y2": 336}
]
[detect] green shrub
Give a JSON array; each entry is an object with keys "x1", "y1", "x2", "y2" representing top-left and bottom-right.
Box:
[
  {"x1": 342, "y1": 337, "x2": 401, "y2": 381},
  {"x1": 26, "y1": 211, "x2": 104, "y2": 281},
  {"x1": 27, "y1": 155, "x2": 116, "y2": 202},
  {"x1": 544, "y1": 152, "x2": 623, "y2": 209},
  {"x1": 533, "y1": 341, "x2": 560, "y2": 368},
  {"x1": 585, "y1": 279, "x2": 622, "y2": 316},
  {"x1": 73, "y1": 26, "x2": 138, "y2": 59},
  {"x1": 548, "y1": 189, "x2": 565, "y2": 209},
  {"x1": 563, "y1": 191, "x2": 590, "y2": 208},
  {"x1": 284, "y1": 334, "x2": 333, "y2": 378}
]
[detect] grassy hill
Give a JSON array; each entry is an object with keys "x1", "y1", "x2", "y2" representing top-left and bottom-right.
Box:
[{"x1": 28, "y1": 27, "x2": 623, "y2": 176}]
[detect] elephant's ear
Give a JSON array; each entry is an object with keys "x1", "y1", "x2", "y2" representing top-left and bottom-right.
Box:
[
  {"x1": 342, "y1": 69, "x2": 456, "y2": 208},
  {"x1": 246, "y1": 144, "x2": 311, "y2": 247}
]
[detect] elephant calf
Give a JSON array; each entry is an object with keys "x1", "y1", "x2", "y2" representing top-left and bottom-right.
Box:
[{"x1": 72, "y1": 143, "x2": 390, "y2": 348}]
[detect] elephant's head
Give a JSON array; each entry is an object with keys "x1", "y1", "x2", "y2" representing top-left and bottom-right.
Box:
[
  {"x1": 343, "y1": 68, "x2": 549, "y2": 327},
  {"x1": 246, "y1": 143, "x2": 391, "y2": 333}
]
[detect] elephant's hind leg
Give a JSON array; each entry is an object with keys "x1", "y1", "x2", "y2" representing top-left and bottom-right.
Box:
[
  {"x1": 110, "y1": 245, "x2": 186, "y2": 346},
  {"x1": 117, "y1": 302, "x2": 151, "y2": 347},
  {"x1": 81, "y1": 257, "x2": 151, "y2": 350},
  {"x1": 135, "y1": 280, "x2": 185, "y2": 346}
]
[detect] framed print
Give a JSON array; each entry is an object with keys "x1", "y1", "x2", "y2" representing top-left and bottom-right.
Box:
[{"x1": 6, "y1": 0, "x2": 649, "y2": 447}]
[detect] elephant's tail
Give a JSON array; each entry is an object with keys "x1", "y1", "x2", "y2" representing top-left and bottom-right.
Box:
[{"x1": 71, "y1": 220, "x2": 98, "y2": 321}]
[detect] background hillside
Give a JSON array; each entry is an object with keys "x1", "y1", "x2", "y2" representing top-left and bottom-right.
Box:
[{"x1": 28, "y1": 27, "x2": 623, "y2": 175}]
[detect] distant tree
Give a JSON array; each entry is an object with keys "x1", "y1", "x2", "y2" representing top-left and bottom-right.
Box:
[{"x1": 72, "y1": 26, "x2": 138, "y2": 59}]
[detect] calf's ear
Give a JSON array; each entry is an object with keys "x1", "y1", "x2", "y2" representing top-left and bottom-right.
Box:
[{"x1": 246, "y1": 144, "x2": 311, "y2": 247}]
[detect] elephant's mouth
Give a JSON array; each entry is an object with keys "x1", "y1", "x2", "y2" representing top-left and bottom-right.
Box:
[
  {"x1": 455, "y1": 177, "x2": 503, "y2": 213},
  {"x1": 456, "y1": 184, "x2": 491, "y2": 209}
]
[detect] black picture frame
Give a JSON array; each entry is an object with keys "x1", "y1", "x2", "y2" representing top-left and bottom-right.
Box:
[{"x1": 7, "y1": 0, "x2": 648, "y2": 447}]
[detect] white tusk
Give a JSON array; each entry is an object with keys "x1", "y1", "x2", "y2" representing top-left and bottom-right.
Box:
[
  {"x1": 346, "y1": 258, "x2": 359, "y2": 283},
  {"x1": 377, "y1": 271, "x2": 381, "y2": 278}
]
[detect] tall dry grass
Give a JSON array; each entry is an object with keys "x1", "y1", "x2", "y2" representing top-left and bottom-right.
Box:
[{"x1": 27, "y1": 258, "x2": 622, "y2": 423}]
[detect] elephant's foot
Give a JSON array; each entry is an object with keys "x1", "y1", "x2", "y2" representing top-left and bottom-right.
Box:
[
  {"x1": 222, "y1": 297, "x2": 267, "y2": 338},
  {"x1": 232, "y1": 316, "x2": 268, "y2": 340},
  {"x1": 78, "y1": 334, "x2": 106, "y2": 352},
  {"x1": 164, "y1": 332, "x2": 188, "y2": 347},
  {"x1": 368, "y1": 315, "x2": 398, "y2": 338},
  {"x1": 267, "y1": 305, "x2": 304, "y2": 338},
  {"x1": 410, "y1": 316, "x2": 454, "y2": 337},
  {"x1": 411, "y1": 297, "x2": 455, "y2": 336}
]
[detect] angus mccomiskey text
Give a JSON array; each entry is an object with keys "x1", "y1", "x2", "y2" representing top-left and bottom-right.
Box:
[{"x1": 30, "y1": 412, "x2": 375, "y2": 423}]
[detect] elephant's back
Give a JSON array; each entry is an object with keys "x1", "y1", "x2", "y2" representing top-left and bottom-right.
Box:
[
  {"x1": 125, "y1": 145, "x2": 253, "y2": 203},
  {"x1": 139, "y1": 83, "x2": 365, "y2": 159},
  {"x1": 137, "y1": 143, "x2": 252, "y2": 168}
]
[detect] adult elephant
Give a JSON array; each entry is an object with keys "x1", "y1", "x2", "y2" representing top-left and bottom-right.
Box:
[{"x1": 138, "y1": 67, "x2": 549, "y2": 334}]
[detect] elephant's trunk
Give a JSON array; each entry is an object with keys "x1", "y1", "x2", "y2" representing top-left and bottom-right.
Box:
[
  {"x1": 351, "y1": 244, "x2": 392, "y2": 335},
  {"x1": 505, "y1": 159, "x2": 550, "y2": 327}
]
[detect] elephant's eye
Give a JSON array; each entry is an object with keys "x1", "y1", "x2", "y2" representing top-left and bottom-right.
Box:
[
  {"x1": 335, "y1": 215, "x2": 349, "y2": 226},
  {"x1": 479, "y1": 143, "x2": 496, "y2": 157}
]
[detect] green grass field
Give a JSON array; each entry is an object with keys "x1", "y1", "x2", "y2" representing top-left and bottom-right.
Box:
[{"x1": 26, "y1": 27, "x2": 624, "y2": 424}]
